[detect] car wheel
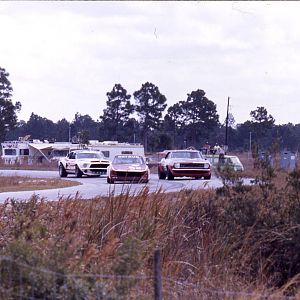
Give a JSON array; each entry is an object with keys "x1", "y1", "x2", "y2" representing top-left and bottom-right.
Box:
[
  {"x1": 204, "y1": 175, "x2": 211, "y2": 180},
  {"x1": 167, "y1": 168, "x2": 174, "y2": 180},
  {"x1": 59, "y1": 164, "x2": 68, "y2": 177},
  {"x1": 158, "y1": 167, "x2": 166, "y2": 180},
  {"x1": 75, "y1": 166, "x2": 83, "y2": 178},
  {"x1": 107, "y1": 176, "x2": 114, "y2": 184}
]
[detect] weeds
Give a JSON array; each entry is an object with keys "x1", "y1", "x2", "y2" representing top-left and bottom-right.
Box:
[
  {"x1": 0, "y1": 175, "x2": 80, "y2": 192},
  {"x1": 1, "y1": 163, "x2": 300, "y2": 298}
]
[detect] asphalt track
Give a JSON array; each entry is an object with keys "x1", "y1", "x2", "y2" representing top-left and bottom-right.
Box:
[{"x1": 0, "y1": 169, "x2": 225, "y2": 202}]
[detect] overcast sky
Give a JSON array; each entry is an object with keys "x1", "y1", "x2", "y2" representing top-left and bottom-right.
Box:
[{"x1": 1, "y1": 1, "x2": 300, "y2": 125}]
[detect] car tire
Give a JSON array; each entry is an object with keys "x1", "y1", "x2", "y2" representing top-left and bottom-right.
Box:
[
  {"x1": 204, "y1": 174, "x2": 211, "y2": 180},
  {"x1": 107, "y1": 176, "x2": 114, "y2": 184},
  {"x1": 59, "y1": 164, "x2": 68, "y2": 177},
  {"x1": 167, "y1": 168, "x2": 174, "y2": 180},
  {"x1": 75, "y1": 166, "x2": 83, "y2": 178},
  {"x1": 158, "y1": 167, "x2": 166, "y2": 180}
]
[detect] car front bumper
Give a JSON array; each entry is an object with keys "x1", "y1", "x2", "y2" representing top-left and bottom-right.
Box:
[
  {"x1": 170, "y1": 168, "x2": 211, "y2": 178},
  {"x1": 110, "y1": 171, "x2": 149, "y2": 182}
]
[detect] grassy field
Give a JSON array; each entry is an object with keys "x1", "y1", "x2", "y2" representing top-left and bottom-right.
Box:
[
  {"x1": 0, "y1": 156, "x2": 300, "y2": 299},
  {"x1": 0, "y1": 175, "x2": 81, "y2": 193},
  {"x1": 0, "y1": 159, "x2": 58, "y2": 171}
]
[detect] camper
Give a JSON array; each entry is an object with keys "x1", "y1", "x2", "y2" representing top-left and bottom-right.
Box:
[
  {"x1": 1, "y1": 138, "x2": 81, "y2": 164},
  {"x1": 1, "y1": 138, "x2": 145, "y2": 164},
  {"x1": 88, "y1": 141, "x2": 145, "y2": 160}
]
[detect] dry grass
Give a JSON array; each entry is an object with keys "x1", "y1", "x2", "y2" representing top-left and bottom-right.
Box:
[
  {"x1": 1, "y1": 153, "x2": 300, "y2": 298},
  {"x1": 0, "y1": 175, "x2": 80, "y2": 192},
  {"x1": 0, "y1": 158, "x2": 58, "y2": 171},
  {"x1": 0, "y1": 162, "x2": 300, "y2": 299}
]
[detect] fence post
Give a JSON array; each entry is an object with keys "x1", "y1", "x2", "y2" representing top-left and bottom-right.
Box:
[{"x1": 154, "y1": 248, "x2": 162, "y2": 300}]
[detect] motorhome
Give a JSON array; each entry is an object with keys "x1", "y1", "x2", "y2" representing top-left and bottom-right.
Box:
[
  {"x1": 88, "y1": 140, "x2": 145, "y2": 160},
  {"x1": 1, "y1": 138, "x2": 145, "y2": 164}
]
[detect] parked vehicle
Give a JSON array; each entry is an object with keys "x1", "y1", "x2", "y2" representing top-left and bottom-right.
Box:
[
  {"x1": 107, "y1": 155, "x2": 150, "y2": 184},
  {"x1": 158, "y1": 149, "x2": 211, "y2": 180},
  {"x1": 58, "y1": 150, "x2": 110, "y2": 178},
  {"x1": 204, "y1": 154, "x2": 244, "y2": 171},
  {"x1": 1, "y1": 137, "x2": 144, "y2": 165}
]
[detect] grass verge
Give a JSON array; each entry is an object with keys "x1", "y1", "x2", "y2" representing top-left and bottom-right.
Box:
[
  {"x1": 0, "y1": 162, "x2": 300, "y2": 298},
  {"x1": 0, "y1": 175, "x2": 81, "y2": 193}
]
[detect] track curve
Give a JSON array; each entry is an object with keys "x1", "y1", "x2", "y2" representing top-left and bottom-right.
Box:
[{"x1": 0, "y1": 170, "x2": 224, "y2": 202}]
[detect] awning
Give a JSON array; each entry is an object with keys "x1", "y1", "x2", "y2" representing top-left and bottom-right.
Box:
[
  {"x1": 28, "y1": 144, "x2": 53, "y2": 162},
  {"x1": 28, "y1": 143, "x2": 81, "y2": 161}
]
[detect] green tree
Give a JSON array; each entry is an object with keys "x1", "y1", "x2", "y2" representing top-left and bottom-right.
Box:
[
  {"x1": 25, "y1": 113, "x2": 56, "y2": 140},
  {"x1": 250, "y1": 106, "x2": 275, "y2": 125},
  {"x1": 71, "y1": 113, "x2": 98, "y2": 142},
  {"x1": 55, "y1": 118, "x2": 70, "y2": 142},
  {"x1": 5, "y1": 120, "x2": 26, "y2": 140},
  {"x1": 184, "y1": 90, "x2": 219, "y2": 145},
  {"x1": 166, "y1": 89, "x2": 219, "y2": 148},
  {"x1": 133, "y1": 82, "x2": 167, "y2": 151},
  {"x1": 100, "y1": 84, "x2": 134, "y2": 141},
  {"x1": 163, "y1": 103, "x2": 186, "y2": 148},
  {"x1": 0, "y1": 67, "x2": 21, "y2": 142},
  {"x1": 250, "y1": 106, "x2": 275, "y2": 148}
]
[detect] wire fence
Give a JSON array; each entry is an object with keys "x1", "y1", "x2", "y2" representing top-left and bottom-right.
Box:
[{"x1": 0, "y1": 255, "x2": 297, "y2": 300}]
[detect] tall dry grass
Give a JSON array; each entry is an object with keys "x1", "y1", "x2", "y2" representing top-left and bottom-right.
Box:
[{"x1": 1, "y1": 163, "x2": 300, "y2": 298}]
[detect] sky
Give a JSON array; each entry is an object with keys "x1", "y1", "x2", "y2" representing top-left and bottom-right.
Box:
[{"x1": 1, "y1": 1, "x2": 300, "y2": 125}]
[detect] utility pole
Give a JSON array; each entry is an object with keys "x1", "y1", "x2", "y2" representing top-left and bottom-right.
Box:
[
  {"x1": 224, "y1": 97, "x2": 230, "y2": 153},
  {"x1": 249, "y1": 131, "x2": 252, "y2": 159},
  {"x1": 69, "y1": 123, "x2": 71, "y2": 144}
]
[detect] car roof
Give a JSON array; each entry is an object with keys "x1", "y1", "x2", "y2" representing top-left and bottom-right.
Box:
[
  {"x1": 72, "y1": 150, "x2": 101, "y2": 153},
  {"x1": 114, "y1": 154, "x2": 143, "y2": 158},
  {"x1": 163, "y1": 149, "x2": 200, "y2": 153}
]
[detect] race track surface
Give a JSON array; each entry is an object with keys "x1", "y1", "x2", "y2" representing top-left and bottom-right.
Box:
[{"x1": 0, "y1": 170, "x2": 225, "y2": 202}]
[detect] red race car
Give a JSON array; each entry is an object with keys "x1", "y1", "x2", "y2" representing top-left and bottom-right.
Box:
[{"x1": 158, "y1": 149, "x2": 211, "y2": 180}]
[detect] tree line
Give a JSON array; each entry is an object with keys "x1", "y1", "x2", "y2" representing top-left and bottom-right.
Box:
[{"x1": 1, "y1": 66, "x2": 300, "y2": 153}]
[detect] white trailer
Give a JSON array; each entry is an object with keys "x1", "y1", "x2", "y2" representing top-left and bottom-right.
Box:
[
  {"x1": 1, "y1": 138, "x2": 145, "y2": 164},
  {"x1": 88, "y1": 141, "x2": 145, "y2": 160},
  {"x1": 1, "y1": 139, "x2": 82, "y2": 164}
]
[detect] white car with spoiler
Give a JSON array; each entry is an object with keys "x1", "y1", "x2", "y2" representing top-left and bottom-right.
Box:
[{"x1": 58, "y1": 150, "x2": 110, "y2": 178}]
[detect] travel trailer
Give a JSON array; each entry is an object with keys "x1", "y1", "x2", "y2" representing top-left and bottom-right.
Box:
[
  {"x1": 1, "y1": 137, "x2": 145, "y2": 164},
  {"x1": 88, "y1": 140, "x2": 145, "y2": 160},
  {"x1": 1, "y1": 138, "x2": 81, "y2": 164}
]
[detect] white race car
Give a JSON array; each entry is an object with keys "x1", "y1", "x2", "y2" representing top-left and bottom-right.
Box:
[{"x1": 58, "y1": 150, "x2": 110, "y2": 178}]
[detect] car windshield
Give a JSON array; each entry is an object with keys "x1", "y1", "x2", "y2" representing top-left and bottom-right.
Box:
[
  {"x1": 113, "y1": 156, "x2": 144, "y2": 164},
  {"x1": 171, "y1": 151, "x2": 201, "y2": 159},
  {"x1": 77, "y1": 152, "x2": 103, "y2": 159},
  {"x1": 228, "y1": 157, "x2": 241, "y2": 165}
]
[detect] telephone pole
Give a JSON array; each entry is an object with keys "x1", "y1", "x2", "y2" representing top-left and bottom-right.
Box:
[{"x1": 224, "y1": 97, "x2": 230, "y2": 153}]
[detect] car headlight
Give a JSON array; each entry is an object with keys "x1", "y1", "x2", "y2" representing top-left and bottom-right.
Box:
[
  {"x1": 174, "y1": 163, "x2": 180, "y2": 168},
  {"x1": 82, "y1": 163, "x2": 88, "y2": 168},
  {"x1": 204, "y1": 163, "x2": 210, "y2": 169}
]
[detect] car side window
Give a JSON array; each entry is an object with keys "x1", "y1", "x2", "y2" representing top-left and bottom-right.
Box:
[{"x1": 165, "y1": 152, "x2": 171, "y2": 159}]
